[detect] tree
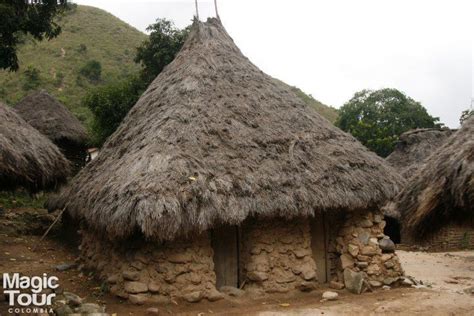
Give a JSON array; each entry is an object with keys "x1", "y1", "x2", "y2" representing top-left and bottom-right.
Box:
[
  {"x1": 0, "y1": 0, "x2": 68, "y2": 71},
  {"x1": 85, "y1": 18, "x2": 189, "y2": 145},
  {"x1": 84, "y1": 75, "x2": 147, "y2": 145},
  {"x1": 459, "y1": 109, "x2": 473, "y2": 125},
  {"x1": 135, "y1": 18, "x2": 190, "y2": 83},
  {"x1": 79, "y1": 60, "x2": 102, "y2": 83},
  {"x1": 336, "y1": 88, "x2": 442, "y2": 157}
]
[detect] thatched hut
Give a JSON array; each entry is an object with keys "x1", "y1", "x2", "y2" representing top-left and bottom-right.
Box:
[
  {"x1": 394, "y1": 117, "x2": 473, "y2": 250},
  {"x1": 384, "y1": 128, "x2": 453, "y2": 243},
  {"x1": 48, "y1": 19, "x2": 405, "y2": 303},
  {"x1": 15, "y1": 90, "x2": 88, "y2": 172},
  {"x1": 386, "y1": 128, "x2": 454, "y2": 178},
  {"x1": 0, "y1": 102, "x2": 70, "y2": 192}
]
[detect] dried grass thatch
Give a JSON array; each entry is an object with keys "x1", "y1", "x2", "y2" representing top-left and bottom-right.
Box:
[
  {"x1": 47, "y1": 19, "x2": 403, "y2": 241},
  {"x1": 15, "y1": 90, "x2": 88, "y2": 147},
  {"x1": 396, "y1": 117, "x2": 474, "y2": 239},
  {"x1": 386, "y1": 128, "x2": 453, "y2": 178},
  {"x1": 0, "y1": 103, "x2": 70, "y2": 191}
]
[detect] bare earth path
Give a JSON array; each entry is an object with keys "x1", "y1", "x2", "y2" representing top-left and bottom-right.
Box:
[{"x1": 1, "y1": 233, "x2": 473, "y2": 315}]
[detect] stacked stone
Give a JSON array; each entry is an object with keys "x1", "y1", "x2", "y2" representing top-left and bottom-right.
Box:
[
  {"x1": 335, "y1": 211, "x2": 404, "y2": 293},
  {"x1": 79, "y1": 231, "x2": 223, "y2": 304},
  {"x1": 241, "y1": 219, "x2": 318, "y2": 293}
]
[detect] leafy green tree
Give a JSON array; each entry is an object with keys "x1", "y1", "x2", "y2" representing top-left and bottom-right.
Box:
[
  {"x1": 84, "y1": 75, "x2": 147, "y2": 145},
  {"x1": 0, "y1": 0, "x2": 68, "y2": 71},
  {"x1": 135, "y1": 18, "x2": 190, "y2": 83},
  {"x1": 460, "y1": 108, "x2": 473, "y2": 125},
  {"x1": 79, "y1": 60, "x2": 102, "y2": 83},
  {"x1": 336, "y1": 88, "x2": 442, "y2": 157},
  {"x1": 85, "y1": 18, "x2": 189, "y2": 145}
]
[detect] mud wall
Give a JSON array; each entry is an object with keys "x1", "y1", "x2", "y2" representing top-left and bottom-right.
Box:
[
  {"x1": 240, "y1": 218, "x2": 318, "y2": 293},
  {"x1": 402, "y1": 222, "x2": 474, "y2": 251},
  {"x1": 80, "y1": 230, "x2": 218, "y2": 304}
]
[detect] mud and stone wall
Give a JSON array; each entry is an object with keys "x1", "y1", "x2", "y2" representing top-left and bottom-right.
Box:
[
  {"x1": 240, "y1": 218, "x2": 318, "y2": 293},
  {"x1": 402, "y1": 222, "x2": 474, "y2": 251},
  {"x1": 334, "y1": 210, "x2": 404, "y2": 290},
  {"x1": 79, "y1": 230, "x2": 220, "y2": 304}
]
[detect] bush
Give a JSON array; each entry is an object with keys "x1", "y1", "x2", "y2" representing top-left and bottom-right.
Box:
[
  {"x1": 79, "y1": 60, "x2": 101, "y2": 83},
  {"x1": 84, "y1": 75, "x2": 146, "y2": 145},
  {"x1": 22, "y1": 65, "x2": 41, "y2": 90}
]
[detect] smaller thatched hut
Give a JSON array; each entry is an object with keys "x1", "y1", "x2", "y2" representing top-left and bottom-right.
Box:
[
  {"x1": 394, "y1": 117, "x2": 474, "y2": 250},
  {"x1": 383, "y1": 128, "x2": 454, "y2": 243},
  {"x1": 386, "y1": 128, "x2": 454, "y2": 178},
  {"x1": 0, "y1": 102, "x2": 70, "y2": 192},
  {"x1": 15, "y1": 90, "x2": 88, "y2": 172}
]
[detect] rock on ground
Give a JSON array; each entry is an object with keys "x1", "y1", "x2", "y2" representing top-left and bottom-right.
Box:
[{"x1": 322, "y1": 291, "x2": 339, "y2": 301}]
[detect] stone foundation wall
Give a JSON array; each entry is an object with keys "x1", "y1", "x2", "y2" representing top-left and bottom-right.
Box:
[
  {"x1": 334, "y1": 210, "x2": 404, "y2": 290},
  {"x1": 79, "y1": 230, "x2": 219, "y2": 304},
  {"x1": 240, "y1": 218, "x2": 317, "y2": 293},
  {"x1": 402, "y1": 223, "x2": 474, "y2": 251}
]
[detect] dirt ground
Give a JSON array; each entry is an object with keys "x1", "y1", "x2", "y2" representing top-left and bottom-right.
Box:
[{"x1": 1, "y1": 232, "x2": 473, "y2": 315}]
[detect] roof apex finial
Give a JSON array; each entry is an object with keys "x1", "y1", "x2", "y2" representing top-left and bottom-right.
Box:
[{"x1": 194, "y1": 0, "x2": 200, "y2": 20}]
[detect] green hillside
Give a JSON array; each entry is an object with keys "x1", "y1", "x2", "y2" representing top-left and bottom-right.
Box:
[
  {"x1": 289, "y1": 86, "x2": 338, "y2": 123},
  {"x1": 275, "y1": 79, "x2": 338, "y2": 123},
  {"x1": 0, "y1": 5, "x2": 337, "y2": 133},
  {"x1": 0, "y1": 5, "x2": 147, "y2": 127}
]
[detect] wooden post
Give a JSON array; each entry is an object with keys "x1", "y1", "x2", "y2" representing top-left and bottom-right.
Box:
[
  {"x1": 214, "y1": 0, "x2": 220, "y2": 20},
  {"x1": 195, "y1": 0, "x2": 200, "y2": 20}
]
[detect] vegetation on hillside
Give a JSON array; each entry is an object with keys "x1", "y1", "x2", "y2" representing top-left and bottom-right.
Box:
[
  {"x1": 84, "y1": 18, "x2": 189, "y2": 145},
  {"x1": 0, "y1": 0, "x2": 68, "y2": 71},
  {"x1": 290, "y1": 86, "x2": 338, "y2": 123},
  {"x1": 0, "y1": 5, "x2": 147, "y2": 129},
  {"x1": 336, "y1": 88, "x2": 442, "y2": 157},
  {"x1": 1, "y1": 5, "x2": 337, "y2": 146}
]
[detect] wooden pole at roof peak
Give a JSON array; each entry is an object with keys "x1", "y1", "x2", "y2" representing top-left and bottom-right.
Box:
[
  {"x1": 195, "y1": 0, "x2": 200, "y2": 20},
  {"x1": 214, "y1": 0, "x2": 220, "y2": 20}
]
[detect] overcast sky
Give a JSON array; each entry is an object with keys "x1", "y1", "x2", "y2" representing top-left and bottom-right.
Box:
[{"x1": 75, "y1": 0, "x2": 473, "y2": 128}]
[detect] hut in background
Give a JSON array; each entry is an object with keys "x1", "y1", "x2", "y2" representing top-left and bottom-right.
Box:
[
  {"x1": 15, "y1": 90, "x2": 88, "y2": 173},
  {"x1": 384, "y1": 128, "x2": 453, "y2": 243},
  {"x1": 386, "y1": 128, "x2": 454, "y2": 178},
  {"x1": 395, "y1": 117, "x2": 473, "y2": 250},
  {"x1": 0, "y1": 102, "x2": 70, "y2": 192},
  {"x1": 48, "y1": 19, "x2": 405, "y2": 304}
]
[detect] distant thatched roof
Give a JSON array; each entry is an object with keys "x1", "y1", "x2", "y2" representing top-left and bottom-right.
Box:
[
  {"x1": 0, "y1": 103, "x2": 70, "y2": 191},
  {"x1": 386, "y1": 128, "x2": 453, "y2": 178},
  {"x1": 396, "y1": 117, "x2": 474, "y2": 239},
  {"x1": 47, "y1": 19, "x2": 403, "y2": 241},
  {"x1": 15, "y1": 90, "x2": 88, "y2": 147}
]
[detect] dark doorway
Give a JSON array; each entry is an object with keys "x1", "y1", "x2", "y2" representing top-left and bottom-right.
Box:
[
  {"x1": 384, "y1": 216, "x2": 401, "y2": 244},
  {"x1": 212, "y1": 225, "x2": 240, "y2": 288},
  {"x1": 311, "y1": 214, "x2": 329, "y2": 283}
]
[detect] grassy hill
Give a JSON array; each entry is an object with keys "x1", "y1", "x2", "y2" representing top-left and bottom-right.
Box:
[
  {"x1": 0, "y1": 5, "x2": 337, "y2": 133},
  {"x1": 0, "y1": 5, "x2": 147, "y2": 127},
  {"x1": 289, "y1": 86, "x2": 338, "y2": 123}
]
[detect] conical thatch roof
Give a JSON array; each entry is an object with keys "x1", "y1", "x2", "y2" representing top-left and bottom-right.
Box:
[
  {"x1": 15, "y1": 90, "x2": 88, "y2": 147},
  {"x1": 47, "y1": 19, "x2": 403, "y2": 241},
  {"x1": 0, "y1": 103, "x2": 70, "y2": 191},
  {"x1": 386, "y1": 128, "x2": 453, "y2": 178},
  {"x1": 396, "y1": 117, "x2": 474, "y2": 239}
]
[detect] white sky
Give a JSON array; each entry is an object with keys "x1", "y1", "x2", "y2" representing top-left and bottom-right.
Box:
[{"x1": 75, "y1": 0, "x2": 474, "y2": 128}]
